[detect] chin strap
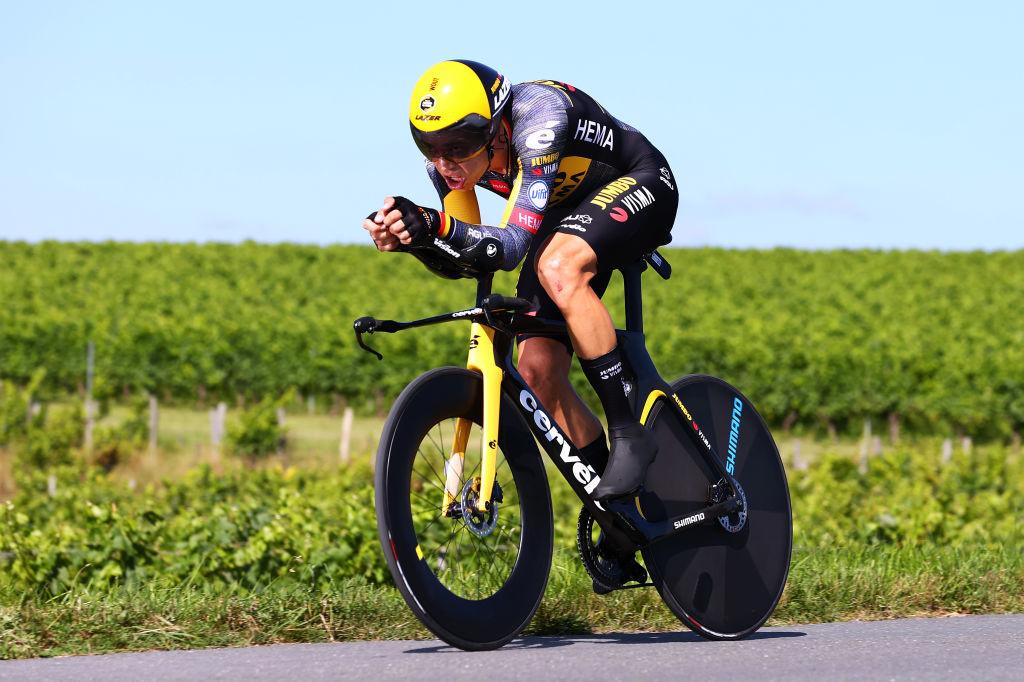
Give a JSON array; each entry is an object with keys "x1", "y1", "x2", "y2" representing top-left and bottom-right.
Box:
[{"x1": 487, "y1": 117, "x2": 511, "y2": 174}]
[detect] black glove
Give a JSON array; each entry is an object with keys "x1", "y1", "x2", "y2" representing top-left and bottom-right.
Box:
[{"x1": 386, "y1": 195, "x2": 443, "y2": 247}]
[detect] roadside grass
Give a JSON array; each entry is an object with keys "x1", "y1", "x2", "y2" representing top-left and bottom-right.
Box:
[
  {"x1": 0, "y1": 406, "x2": 921, "y2": 501},
  {"x1": 2, "y1": 407, "x2": 1021, "y2": 659},
  {"x1": 3, "y1": 544, "x2": 1022, "y2": 659}
]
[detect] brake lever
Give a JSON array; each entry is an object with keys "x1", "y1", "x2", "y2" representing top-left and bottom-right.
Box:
[{"x1": 353, "y1": 316, "x2": 384, "y2": 361}]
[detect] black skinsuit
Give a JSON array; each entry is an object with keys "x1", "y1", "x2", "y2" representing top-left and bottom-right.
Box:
[{"x1": 427, "y1": 80, "x2": 679, "y2": 348}]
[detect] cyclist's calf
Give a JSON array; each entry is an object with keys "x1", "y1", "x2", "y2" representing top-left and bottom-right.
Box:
[
  {"x1": 517, "y1": 337, "x2": 602, "y2": 447},
  {"x1": 517, "y1": 337, "x2": 573, "y2": 402}
]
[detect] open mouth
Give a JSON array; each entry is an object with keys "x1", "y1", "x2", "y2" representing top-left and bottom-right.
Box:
[{"x1": 443, "y1": 175, "x2": 466, "y2": 191}]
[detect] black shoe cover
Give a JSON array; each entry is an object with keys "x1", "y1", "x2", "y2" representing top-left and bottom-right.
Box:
[{"x1": 592, "y1": 423, "x2": 658, "y2": 500}]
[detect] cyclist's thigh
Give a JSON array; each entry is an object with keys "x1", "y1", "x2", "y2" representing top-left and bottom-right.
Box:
[
  {"x1": 516, "y1": 230, "x2": 611, "y2": 352},
  {"x1": 552, "y1": 164, "x2": 679, "y2": 273}
]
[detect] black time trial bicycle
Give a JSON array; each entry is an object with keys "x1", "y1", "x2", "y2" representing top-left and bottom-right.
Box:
[{"x1": 353, "y1": 235, "x2": 792, "y2": 651}]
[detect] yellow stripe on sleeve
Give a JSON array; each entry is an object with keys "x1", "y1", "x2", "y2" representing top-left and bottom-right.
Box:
[
  {"x1": 498, "y1": 170, "x2": 525, "y2": 227},
  {"x1": 443, "y1": 189, "x2": 482, "y2": 224}
]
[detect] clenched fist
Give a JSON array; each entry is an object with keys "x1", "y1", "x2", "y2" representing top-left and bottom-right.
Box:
[{"x1": 361, "y1": 196, "x2": 443, "y2": 251}]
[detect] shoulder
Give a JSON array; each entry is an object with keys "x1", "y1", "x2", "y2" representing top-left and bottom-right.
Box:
[
  {"x1": 508, "y1": 82, "x2": 571, "y2": 160},
  {"x1": 508, "y1": 81, "x2": 573, "y2": 118}
]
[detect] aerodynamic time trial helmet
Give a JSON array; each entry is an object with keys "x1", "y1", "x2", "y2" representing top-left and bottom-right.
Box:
[{"x1": 408, "y1": 59, "x2": 511, "y2": 163}]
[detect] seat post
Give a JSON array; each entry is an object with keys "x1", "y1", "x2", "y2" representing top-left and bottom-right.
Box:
[{"x1": 622, "y1": 261, "x2": 646, "y2": 333}]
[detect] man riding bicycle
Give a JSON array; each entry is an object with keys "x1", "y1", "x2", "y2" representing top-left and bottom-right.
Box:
[{"x1": 362, "y1": 59, "x2": 678, "y2": 501}]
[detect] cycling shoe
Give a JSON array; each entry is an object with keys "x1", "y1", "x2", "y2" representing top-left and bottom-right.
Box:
[{"x1": 592, "y1": 423, "x2": 658, "y2": 501}]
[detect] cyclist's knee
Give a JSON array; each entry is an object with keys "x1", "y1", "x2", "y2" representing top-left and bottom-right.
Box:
[{"x1": 536, "y1": 237, "x2": 596, "y2": 306}]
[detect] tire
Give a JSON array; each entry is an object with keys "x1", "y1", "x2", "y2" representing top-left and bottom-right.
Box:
[
  {"x1": 639, "y1": 375, "x2": 792, "y2": 639},
  {"x1": 374, "y1": 367, "x2": 553, "y2": 650}
]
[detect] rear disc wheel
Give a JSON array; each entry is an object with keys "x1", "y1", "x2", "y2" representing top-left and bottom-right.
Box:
[{"x1": 638, "y1": 375, "x2": 792, "y2": 639}]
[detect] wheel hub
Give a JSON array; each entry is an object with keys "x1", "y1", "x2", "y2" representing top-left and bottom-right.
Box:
[
  {"x1": 459, "y1": 477, "x2": 502, "y2": 538},
  {"x1": 711, "y1": 478, "x2": 747, "y2": 533}
]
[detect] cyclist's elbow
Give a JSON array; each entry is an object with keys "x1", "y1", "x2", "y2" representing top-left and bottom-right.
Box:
[
  {"x1": 496, "y1": 228, "x2": 531, "y2": 271},
  {"x1": 499, "y1": 243, "x2": 529, "y2": 271}
]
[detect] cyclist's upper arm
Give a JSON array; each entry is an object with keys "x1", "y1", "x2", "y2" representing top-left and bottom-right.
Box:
[{"x1": 498, "y1": 106, "x2": 570, "y2": 235}]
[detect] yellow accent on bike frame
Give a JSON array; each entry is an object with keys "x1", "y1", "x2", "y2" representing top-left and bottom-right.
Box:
[
  {"x1": 442, "y1": 417, "x2": 473, "y2": 512},
  {"x1": 639, "y1": 390, "x2": 666, "y2": 425},
  {"x1": 466, "y1": 322, "x2": 502, "y2": 512},
  {"x1": 415, "y1": 544, "x2": 424, "y2": 560},
  {"x1": 634, "y1": 390, "x2": 667, "y2": 513}
]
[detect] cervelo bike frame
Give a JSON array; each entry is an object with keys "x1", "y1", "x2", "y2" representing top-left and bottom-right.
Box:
[{"x1": 354, "y1": 255, "x2": 743, "y2": 554}]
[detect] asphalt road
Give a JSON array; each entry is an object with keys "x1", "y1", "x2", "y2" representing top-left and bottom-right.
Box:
[{"x1": 3, "y1": 614, "x2": 1022, "y2": 681}]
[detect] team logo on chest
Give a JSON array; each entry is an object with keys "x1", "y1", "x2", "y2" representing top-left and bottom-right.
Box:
[
  {"x1": 528, "y1": 181, "x2": 549, "y2": 209},
  {"x1": 549, "y1": 156, "x2": 591, "y2": 206},
  {"x1": 574, "y1": 118, "x2": 614, "y2": 150}
]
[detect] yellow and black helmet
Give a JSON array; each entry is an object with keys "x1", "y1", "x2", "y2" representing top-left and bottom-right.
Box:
[{"x1": 408, "y1": 59, "x2": 511, "y2": 162}]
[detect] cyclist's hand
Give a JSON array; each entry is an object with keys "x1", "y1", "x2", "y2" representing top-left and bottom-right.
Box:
[
  {"x1": 363, "y1": 209, "x2": 401, "y2": 252},
  {"x1": 380, "y1": 195, "x2": 442, "y2": 246}
]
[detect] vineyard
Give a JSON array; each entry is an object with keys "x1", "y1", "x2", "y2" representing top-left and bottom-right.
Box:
[
  {"x1": 3, "y1": 240, "x2": 1024, "y2": 657},
  {"x1": 2, "y1": 242, "x2": 1023, "y2": 437}
]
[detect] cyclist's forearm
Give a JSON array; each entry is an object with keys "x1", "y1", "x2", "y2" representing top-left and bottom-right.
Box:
[{"x1": 441, "y1": 217, "x2": 531, "y2": 271}]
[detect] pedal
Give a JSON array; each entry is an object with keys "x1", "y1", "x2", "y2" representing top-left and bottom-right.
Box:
[
  {"x1": 625, "y1": 560, "x2": 648, "y2": 585},
  {"x1": 610, "y1": 551, "x2": 647, "y2": 586}
]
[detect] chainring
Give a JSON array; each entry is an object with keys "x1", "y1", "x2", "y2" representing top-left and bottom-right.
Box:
[{"x1": 576, "y1": 507, "x2": 646, "y2": 593}]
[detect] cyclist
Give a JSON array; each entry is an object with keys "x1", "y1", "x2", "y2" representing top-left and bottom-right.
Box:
[{"x1": 362, "y1": 59, "x2": 678, "y2": 501}]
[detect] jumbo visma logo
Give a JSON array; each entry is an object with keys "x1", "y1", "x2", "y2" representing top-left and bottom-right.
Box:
[{"x1": 589, "y1": 177, "x2": 636, "y2": 210}]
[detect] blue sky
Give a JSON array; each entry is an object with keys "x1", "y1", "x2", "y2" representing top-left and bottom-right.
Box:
[{"x1": 1, "y1": 1, "x2": 1021, "y2": 249}]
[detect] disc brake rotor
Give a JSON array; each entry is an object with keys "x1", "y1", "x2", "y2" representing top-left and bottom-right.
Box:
[
  {"x1": 460, "y1": 477, "x2": 501, "y2": 538},
  {"x1": 714, "y1": 478, "x2": 747, "y2": 533}
]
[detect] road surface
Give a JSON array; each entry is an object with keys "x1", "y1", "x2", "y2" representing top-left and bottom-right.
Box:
[{"x1": 2, "y1": 614, "x2": 1022, "y2": 681}]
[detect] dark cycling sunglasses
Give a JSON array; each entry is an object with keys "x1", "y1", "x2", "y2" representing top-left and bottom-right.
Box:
[{"x1": 410, "y1": 114, "x2": 496, "y2": 163}]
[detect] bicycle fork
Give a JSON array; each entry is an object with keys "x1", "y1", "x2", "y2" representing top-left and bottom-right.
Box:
[{"x1": 442, "y1": 322, "x2": 502, "y2": 514}]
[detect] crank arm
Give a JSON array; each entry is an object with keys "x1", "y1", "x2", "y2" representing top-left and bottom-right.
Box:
[{"x1": 604, "y1": 493, "x2": 745, "y2": 547}]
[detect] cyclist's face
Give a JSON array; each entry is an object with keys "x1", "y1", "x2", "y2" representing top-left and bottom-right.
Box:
[
  {"x1": 433, "y1": 148, "x2": 490, "y2": 191},
  {"x1": 431, "y1": 127, "x2": 508, "y2": 192}
]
